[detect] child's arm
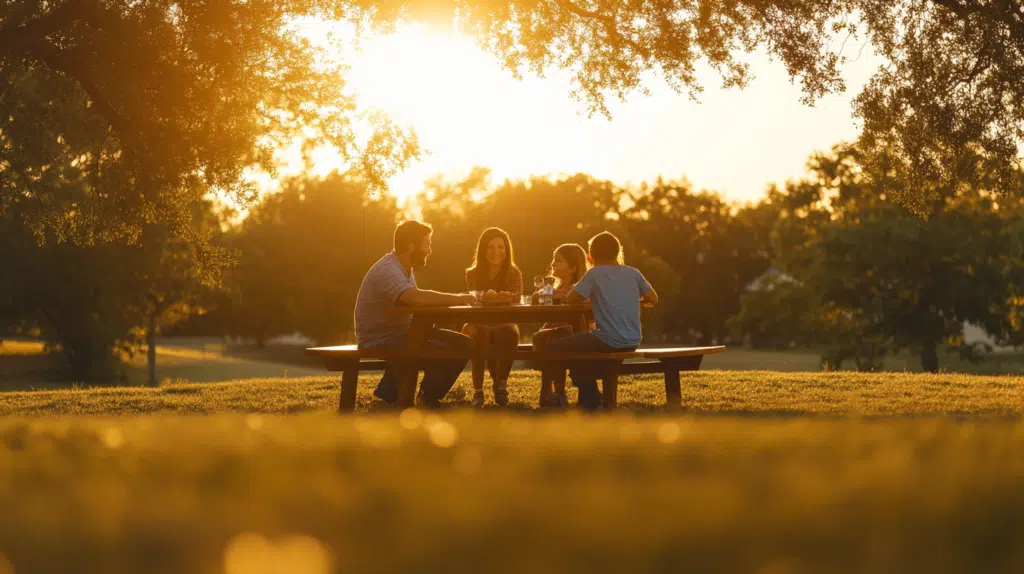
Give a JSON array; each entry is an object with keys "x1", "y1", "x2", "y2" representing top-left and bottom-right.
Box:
[
  {"x1": 566, "y1": 269, "x2": 594, "y2": 305},
  {"x1": 565, "y1": 289, "x2": 585, "y2": 304},
  {"x1": 641, "y1": 286, "x2": 659, "y2": 307},
  {"x1": 637, "y1": 269, "x2": 658, "y2": 307}
]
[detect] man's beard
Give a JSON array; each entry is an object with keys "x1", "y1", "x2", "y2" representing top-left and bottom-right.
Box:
[{"x1": 411, "y1": 248, "x2": 428, "y2": 268}]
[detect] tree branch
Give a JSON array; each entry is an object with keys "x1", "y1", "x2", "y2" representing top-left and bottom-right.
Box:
[
  {"x1": 930, "y1": 0, "x2": 1024, "y2": 47},
  {"x1": 555, "y1": 0, "x2": 651, "y2": 59},
  {"x1": 0, "y1": 0, "x2": 88, "y2": 54},
  {"x1": 32, "y1": 43, "x2": 135, "y2": 145},
  {"x1": 960, "y1": 50, "x2": 991, "y2": 88},
  {"x1": 0, "y1": 0, "x2": 137, "y2": 148}
]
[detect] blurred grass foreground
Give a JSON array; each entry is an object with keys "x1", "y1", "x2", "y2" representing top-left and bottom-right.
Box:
[
  {"x1": 1, "y1": 407, "x2": 1023, "y2": 573},
  {"x1": 1, "y1": 360, "x2": 1022, "y2": 573}
]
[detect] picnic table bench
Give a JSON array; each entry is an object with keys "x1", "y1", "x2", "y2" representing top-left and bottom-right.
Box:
[{"x1": 306, "y1": 302, "x2": 725, "y2": 411}]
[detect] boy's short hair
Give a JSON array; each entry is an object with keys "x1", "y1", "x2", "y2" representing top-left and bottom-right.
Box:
[
  {"x1": 393, "y1": 220, "x2": 432, "y2": 254},
  {"x1": 588, "y1": 231, "x2": 622, "y2": 262}
]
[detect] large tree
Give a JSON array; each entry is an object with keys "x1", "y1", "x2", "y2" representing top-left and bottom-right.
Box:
[
  {"x1": 0, "y1": 59, "x2": 233, "y2": 381},
  {"x1": 1, "y1": 0, "x2": 417, "y2": 243},
  {"x1": 0, "y1": 196, "x2": 228, "y2": 383}
]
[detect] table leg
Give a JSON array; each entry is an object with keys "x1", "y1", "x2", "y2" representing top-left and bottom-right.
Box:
[
  {"x1": 339, "y1": 362, "x2": 359, "y2": 413},
  {"x1": 664, "y1": 368, "x2": 682, "y2": 411},
  {"x1": 408, "y1": 316, "x2": 431, "y2": 349},
  {"x1": 572, "y1": 312, "x2": 588, "y2": 334}
]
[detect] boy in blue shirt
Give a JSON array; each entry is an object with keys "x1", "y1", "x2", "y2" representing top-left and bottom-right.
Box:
[{"x1": 546, "y1": 231, "x2": 659, "y2": 409}]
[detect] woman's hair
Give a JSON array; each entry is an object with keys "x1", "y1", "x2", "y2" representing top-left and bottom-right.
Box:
[
  {"x1": 554, "y1": 243, "x2": 588, "y2": 287},
  {"x1": 467, "y1": 227, "x2": 515, "y2": 290},
  {"x1": 588, "y1": 231, "x2": 624, "y2": 263}
]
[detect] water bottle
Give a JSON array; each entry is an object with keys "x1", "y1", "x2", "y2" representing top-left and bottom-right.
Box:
[
  {"x1": 532, "y1": 275, "x2": 544, "y2": 305},
  {"x1": 540, "y1": 282, "x2": 553, "y2": 306}
]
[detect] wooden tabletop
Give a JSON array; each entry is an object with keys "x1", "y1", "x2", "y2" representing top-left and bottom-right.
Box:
[
  {"x1": 388, "y1": 303, "x2": 593, "y2": 331},
  {"x1": 388, "y1": 303, "x2": 592, "y2": 315}
]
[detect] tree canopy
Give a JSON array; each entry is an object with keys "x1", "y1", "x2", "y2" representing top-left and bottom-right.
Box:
[
  {"x1": 0, "y1": 0, "x2": 417, "y2": 242},
  {"x1": 730, "y1": 145, "x2": 1024, "y2": 371},
  {"x1": 4, "y1": 0, "x2": 1023, "y2": 242}
]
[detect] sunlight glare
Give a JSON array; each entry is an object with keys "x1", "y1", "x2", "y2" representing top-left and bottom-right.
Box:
[
  {"x1": 345, "y1": 23, "x2": 592, "y2": 200},
  {"x1": 272, "y1": 16, "x2": 883, "y2": 208}
]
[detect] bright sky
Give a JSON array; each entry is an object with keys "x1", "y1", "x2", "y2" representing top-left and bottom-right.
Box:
[{"x1": 292, "y1": 19, "x2": 885, "y2": 205}]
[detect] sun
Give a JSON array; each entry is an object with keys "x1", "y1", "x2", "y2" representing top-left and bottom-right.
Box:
[
  {"x1": 277, "y1": 20, "x2": 609, "y2": 205},
  {"x1": 347, "y1": 24, "x2": 488, "y2": 127},
  {"x1": 341, "y1": 23, "x2": 588, "y2": 200}
]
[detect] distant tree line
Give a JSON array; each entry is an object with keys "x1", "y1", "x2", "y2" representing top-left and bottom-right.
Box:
[{"x1": 3, "y1": 145, "x2": 1022, "y2": 381}]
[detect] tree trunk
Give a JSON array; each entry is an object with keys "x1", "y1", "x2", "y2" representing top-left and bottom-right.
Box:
[
  {"x1": 147, "y1": 312, "x2": 157, "y2": 387},
  {"x1": 921, "y1": 340, "x2": 939, "y2": 373},
  {"x1": 63, "y1": 340, "x2": 118, "y2": 383}
]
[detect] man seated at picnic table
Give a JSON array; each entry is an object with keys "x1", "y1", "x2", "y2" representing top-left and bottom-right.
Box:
[{"x1": 354, "y1": 220, "x2": 477, "y2": 407}]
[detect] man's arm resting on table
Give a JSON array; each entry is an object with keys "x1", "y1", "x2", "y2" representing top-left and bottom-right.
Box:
[
  {"x1": 399, "y1": 288, "x2": 473, "y2": 307},
  {"x1": 565, "y1": 290, "x2": 585, "y2": 305}
]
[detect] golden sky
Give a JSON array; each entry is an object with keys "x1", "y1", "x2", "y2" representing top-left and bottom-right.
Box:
[{"x1": 289, "y1": 20, "x2": 884, "y2": 204}]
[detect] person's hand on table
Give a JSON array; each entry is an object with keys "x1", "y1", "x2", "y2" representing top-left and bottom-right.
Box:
[{"x1": 458, "y1": 293, "x2": 479, "y2": 306}]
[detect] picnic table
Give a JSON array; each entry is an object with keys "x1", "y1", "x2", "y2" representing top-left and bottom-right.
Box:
[{"x1": 306, "y1": 302, "x2": 726, "y2": 411}]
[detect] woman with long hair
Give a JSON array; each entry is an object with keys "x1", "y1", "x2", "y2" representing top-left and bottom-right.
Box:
[
  {"x1": 463, "y1": 227, "x2": 524, "y2": 407},
  {"x1": 531, "y1": 243, "x2": 589, "y2": 407}
]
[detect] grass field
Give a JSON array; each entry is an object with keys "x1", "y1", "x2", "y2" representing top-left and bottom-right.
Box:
[
  {"x1": 1, "y1": 410, "x2": 1023, "y2": 573},
  {"x1": 0, "y1": 368, "x2": 1022, "y2": 417},
  {"x1": 3, "y1": 337, "x2": 1022, "y2": 393},
  {"x1": 0, "y1": 340, "x2": 325, "y2": 391},
  {"x1": 2, "y1": 339, "x2": 1023, "y2": 573}
]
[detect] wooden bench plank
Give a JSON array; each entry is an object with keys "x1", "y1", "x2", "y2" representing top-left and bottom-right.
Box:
[
  {"x1": 514, "y1": 350, "x2": 639, "y2": 361},
  {"x1": 309, "y1": 344, "x2": 639, "y2": 362},
  {"x1": 307, "y1": 345, "x2": 473, "y2": 360},
  {"x1": 618, "y1": 361, "x2": 669, "y2": 375},
  {"x1": 325, "y1": 358, "x2": 387, "y2": 372},
  {"x1": 641, "y1": 346, "x2": 726, "y2": 359}
]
